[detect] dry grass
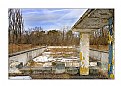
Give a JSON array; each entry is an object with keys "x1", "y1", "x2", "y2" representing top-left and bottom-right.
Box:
[
  {"x1": 90, "y1": 45, "x2": 108, "y2": 51},
  {"x1": 50, "y1": 48, "x2": 77, "y2": 53},
  {"x1": 48, "y1": 48, "x2": 78, "y2": 58},
  {"x1": 9, "y1": 44, "x2": 39, "y2": 54},
  {"x1": 27, "y1": 61, "x2": 43, "y2": 67}
]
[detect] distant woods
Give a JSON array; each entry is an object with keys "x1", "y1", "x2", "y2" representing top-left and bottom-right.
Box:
[
  {"x1": 14, "y1": 27, "x2": 80, "y2": 46},
  {"x1": 90, "y1": 27, "x2": 109, "y2": 45},
  {"x1": 8, "y1": 9, "x2": 108, "y2": 49}
]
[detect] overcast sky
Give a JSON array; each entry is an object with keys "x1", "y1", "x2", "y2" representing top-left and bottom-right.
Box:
[{"x1": 22, "y1": 8, "x2": 87, "y2": 31}]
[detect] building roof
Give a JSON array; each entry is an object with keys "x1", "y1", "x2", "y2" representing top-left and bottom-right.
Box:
[{"x1": 72, "y1": 9, "x2": 114, "y2": 33}]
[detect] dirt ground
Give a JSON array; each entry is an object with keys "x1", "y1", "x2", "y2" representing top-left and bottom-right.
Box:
[{"x1": 9, "y1": 73, "x2": 108, "y2": 79}]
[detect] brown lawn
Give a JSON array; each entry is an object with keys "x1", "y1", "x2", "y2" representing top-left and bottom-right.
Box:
[
  {"x1": 90, "y1": 45, "x2": 108, "y2": 51},
  {"x1": 9, "y1": 44, "x2": 40, "y2": 54}
]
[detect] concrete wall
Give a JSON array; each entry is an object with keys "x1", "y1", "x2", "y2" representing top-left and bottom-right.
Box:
[
  {"x1": 9, "y1": 47, "x2": 47, "y2": 66},
  {"x1": 65, "y1": 62, "x2": 79, "y2": 67},
  {"x1": 89, "y1": 48, "x2": 109, "y2": 71}
]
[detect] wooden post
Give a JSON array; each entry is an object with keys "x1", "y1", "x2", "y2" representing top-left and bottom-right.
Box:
[{"x1": 108, "y1": 17, "x2": 114, "y2": 79}]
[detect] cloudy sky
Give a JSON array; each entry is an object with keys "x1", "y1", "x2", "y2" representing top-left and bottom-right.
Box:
[{"x1": 22, "y1": 8, "x2": 87, "y2": 31}]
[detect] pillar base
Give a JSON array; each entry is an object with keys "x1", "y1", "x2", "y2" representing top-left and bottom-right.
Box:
[{"x1": 80, "y1": 67, "x2": 89, "y2": 75}]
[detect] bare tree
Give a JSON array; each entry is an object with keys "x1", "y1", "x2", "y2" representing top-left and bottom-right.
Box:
[{"x1": 8, "y1": 8, "x2": 24, "y2": 44}]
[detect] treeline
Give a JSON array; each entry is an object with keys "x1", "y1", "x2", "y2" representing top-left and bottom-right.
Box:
[
  {"x1": 9, "y1": 25, "x2": 109, "y2": 46},
  {"x1": 12, "y1": 27, "x2": 80, "y2": 46}
]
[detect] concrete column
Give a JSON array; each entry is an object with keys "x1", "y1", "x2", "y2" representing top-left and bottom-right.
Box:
[{"x1": 79, "y1": 33, "x2": 89, "y2": 75}]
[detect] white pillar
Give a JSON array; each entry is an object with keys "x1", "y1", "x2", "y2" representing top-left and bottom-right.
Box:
[{"x1": 79, "y1": 33, "x2": 89, "y2": 75}]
